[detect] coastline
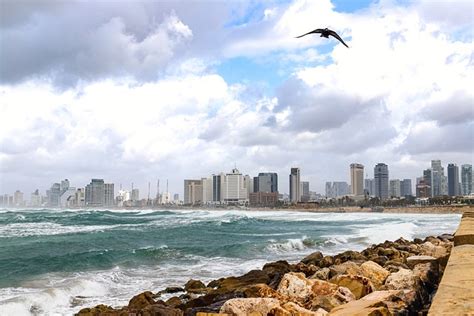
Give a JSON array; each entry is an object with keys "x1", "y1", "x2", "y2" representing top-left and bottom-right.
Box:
[{"x1": 77, "y1": 232, "x2": 455, "y2": 315}]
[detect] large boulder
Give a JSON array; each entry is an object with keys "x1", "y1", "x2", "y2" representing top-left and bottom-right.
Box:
[
  {"x1": 276, "y1": 302, "x2": 328, "y2": 316},
  {"x1": 219, "y1": 298, "x2": 280, "y2": 315},
  {"x1": 128, "y1": 291, "x2": 155, "y2": 310},
  {"x1": 212, "y1": 270, "x2": 271, "y2": 294},
  {"x1": 406, "y1": 255, "x2": 437, "y2": 269},
  {"x1": 328, "y1": 290, "x2": 403, "y2": 316},
  {"x1": 419, "y1": 241, "x2": 448, "y2": 258},
  {"x1": 311, "y1": 267, "x2": 330, "y2": 280},
  {"x1": 277, "y1": 272, "x2": 354, "y2": 312},
  {"x1": 329, "y1": 261, "x2": 362, "y2": 278},
  {"x1": 301, "y1": 251, "x2": 324, "y2": 265},
  {"x1": 185, "y1": 279, "x2": 207, "y2": 293},
  {"x1": 383, "y1": 268, "x2": 416, "y2": 290},
  {"x1": 360, "y1": 261, "x2": 390, "y2": 289},
  {"x1": 330, "y1": 274, "x2": 374, "y2": 299},
  {"x1": 333, "y1": 251, "x2": 367, "y2": 264},
  {"x1": 237, "y1": 283, "x2": 283, "y2": 300}
]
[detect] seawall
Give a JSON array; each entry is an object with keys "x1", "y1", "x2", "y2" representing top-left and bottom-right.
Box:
[{"x1": 428, "y1": 211, "x2": 474, "y2": 315}]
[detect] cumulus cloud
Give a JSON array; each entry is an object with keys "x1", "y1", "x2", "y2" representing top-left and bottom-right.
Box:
[{"x1": 0, "y1": 0, "x2": 473, "y2": 195}]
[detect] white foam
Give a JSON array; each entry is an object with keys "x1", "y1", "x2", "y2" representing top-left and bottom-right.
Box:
[{"x1": 0, "y1": 222, "x2": 121, "y2": 238}]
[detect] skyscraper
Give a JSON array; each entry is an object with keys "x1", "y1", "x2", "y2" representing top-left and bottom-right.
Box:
[
  {"x1": 47, "y1": 183, "x2": 61, "y2": 207},
  {"x1": 400, "y1": 179, "x2": 413, "y2": 197},
  {"x1": 364, "y1": 178, "x2": 375, "y2": 196},
  {"x1": 201, "y1": 177, "x2": 213, "y2": 203},
  {"x1": 255, "y1": 173, "x2": 278, "y2": 193},
  {"x1": 289, "y1": 167, "x2": 301, "y2": 203},
  {"x1": 184, "y1": 179, "x2": 203, "y2": 205},
  {"x1": 212, "y1": 174, "x2": 223, "y2": 202},
  {"x1": 104, "y1": 183, "x2": 115, "y2": 207},
  {"x1": 85, "y1": 179, "x2": 105, "y2": 207},
  {"x1": 423, "y1": 169, "x2": 433, "y2": 197},
  {"x1": 431, "y1": 160, "x2": 445, "y2": 196},
  {"x1": 301, "y1": 181, "x2": 310, "y2": 202},
  {"x1": 389, "y1": 179, "x2": 401, "y2": 198},
  {"x1": 224, "y1": 168, "x2": 247, "y2": 203},
  {"x1": 447, "y1": 163, "x2": 460, "y2": 196},
  {"x1": 350, "y1": 163, "x2": 364, "y2": 196},
  {"x1": 461, "y1": 164, "x2": 472, "y2": 195},
  {"x1": 374, "y1": 163, "x2": 389, "y2": 200}
]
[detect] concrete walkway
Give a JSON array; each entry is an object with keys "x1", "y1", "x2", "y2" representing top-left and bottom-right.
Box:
[{"x1": 429, "y1": 211, "x2": 474, "y2": 315}]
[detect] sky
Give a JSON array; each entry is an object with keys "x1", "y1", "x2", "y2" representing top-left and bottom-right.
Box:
[{"x1": 0, "y1": 0, "x2": 473, "y2": 197}]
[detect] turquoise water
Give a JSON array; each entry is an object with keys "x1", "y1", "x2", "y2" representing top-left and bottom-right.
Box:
[{"x1": 0, "y1": 208, "x2": 461, "y2": 315}]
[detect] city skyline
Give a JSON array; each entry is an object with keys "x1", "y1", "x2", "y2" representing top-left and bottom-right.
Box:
[
  {"x1": 0, "y1": 0, "x2": 472, "y2": 198},
  {"x1": 2, "y1": 159, "x2": 472, "y2": 206}
]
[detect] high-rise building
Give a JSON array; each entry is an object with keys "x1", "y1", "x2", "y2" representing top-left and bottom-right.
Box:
[
  {"x1": 255, "y1": 173, "x2": 278, "y2": 193},
  {"x1": 60, "y1": 187, "x2": 77, "y2": 207},
  {"x1": 104, "y1": 183, "x2": 114, "y2": 207},
  {"x1": 131, "y1": 188, "x2": 139, "y2": 201},
  {"x1": 224, "y1": 168, "x2": 247, "y2": 203},
  {"x1": 184, "y1": 179, "x2": 203, "y2": 205},
  {"x1": 13, "y1": 190, "x2": 24, "y2": 206},
  {"x1": 244, "y1": 175, "x2": 253, "y2": 197},
  {"x1": 389, "y1": 179, "x2": 401, "y2": 198},
  {"x1": 350, "y1": 163, "x2": 364, "y2": 196},
  {"x1": 173, "y1": 193, "x2": 179, "y2": 202},
  {"x1": 75, "y1": 188, "x2": 85, "y2": 207},
  {"x1": 461, "y1": 164, "x2": 472, "y2": 195},
  {"x1": 60, "y1": 179, "x2": 70, "y2": 194},
  {"x1": 416, "y1": 180, "x2": 431, "y2": 198},
  {"x1": 431, "y1": 160, "x2": 445, "y2": 196},
  {"x1": 47, "y1": 183, "x2": 61, "y2": 207},
  {"x1": 30, "y1": 189, "x2": 42, "y2": 207},
  {"x1": 423, "y1": 169, "x2": 433, "y2": 197},
  {"x1": 447, "y1": 164, "x2": 460, "y2": 196},
  {"x1": 85, "y1": 179, "x2": 105, "y2": 207},
  {"x1": 374, "y1": 163, "x2": 389, "y2": 200},
  {"x1": 212, "y1": 174, "x2": 223, "y2": 202},
  {"x1": 364, "y1": 179, "x2": 375, "y2": 196},
  {"x1": 201, "y1": 177, "x2": 213, "y2": 203},
  {"x1": 289, "y1": 167, "x2": 301, "y2": 203},
  {"x1": 301, "y1": 181, "x2": 310, "y2": 202},
  {"x1": 400, "y1": 179, "x2": 413, "y2": 197},
  {"x1": 325, "y1": 181, "x2": 350, "y2": 198}
]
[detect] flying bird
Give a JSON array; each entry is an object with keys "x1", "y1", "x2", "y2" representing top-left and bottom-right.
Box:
[{"x1": 296, "y1": 27, "x2": 349, "y2": 48}]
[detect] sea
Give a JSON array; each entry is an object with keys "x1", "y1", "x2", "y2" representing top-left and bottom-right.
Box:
[{"x1": 0, "y1": 208, "x2": 461, "y2": 315}]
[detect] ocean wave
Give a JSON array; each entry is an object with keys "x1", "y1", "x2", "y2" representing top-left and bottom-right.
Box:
[
  {"x1": 0, "y1": 222, "x2": 121, "y2": 238},
  {"x1": 265, "y1": 236, "x2": 317, "y2": 253}
]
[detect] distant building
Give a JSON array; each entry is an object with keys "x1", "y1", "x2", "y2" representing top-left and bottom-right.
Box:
[
  {"x1": 201, "y1": 177, "x2": 213, "y2": 203},
  {"x1": 85, "y1": 179, "x2": 105, "y2": 207},
  {"x1": 212, "y1": 173, "x2": 223, "y2": 202},
  {"x1": 184, "y1": 179, "x2": 203, "y2": 205},
  {"x1": 364, "y1": 179, "x2": 375, "y2": 196},
  {"x1": 60, "y1": 187, "x2": 77, "y2": 207},
  {"x1": 249, "y1": 192, "x2": 278, "y2": 207},
  {"x1": 447, "y1": 163, "x2": 460, "y2": 196},
  {"x1": 300, "y1": 181, "x2": 310, "y2": 202},
  {"x1": 350, "y1": 163, "x2": 364, "y2": 196},
  {"x1": 431, "y1": 160, "x2": 445, "y2": 196},
  {"x1": 400, "y1": 179, "x2": 413, "y2": 197},
  {"x1": 47, "y1": 183, "x2": 61, "y2": 207},
  {"x1": 416, "y1": 180, "x2": 431, "y2": 198},
  {"x1": 13, "y1": 190, "x2": 24, "y2": 206},
  {"x1": 224, "y1": 168, "x2": 247, "y2": 204},
  {"x1": 173, "y1": 193, "x2": 179, "y2": 202},
  {"x1": 131, "y1": 188, "x2": 139, "y2": 201},
  {"x1": 289, "y1": 167, "x2": 301, "y2": 203},
  {"x1": 374, "y1": 163, "x2": 389, "y2": 200},
  {"x1": 389, "y1": 179, "x2": 401, "y2": 198},
  {"x1": 104, "y1": 183, "x2": 115, "y2": 207},
  {"x1": 461, "y1": 164, "x2": 472, "y2": 195},
  {"x1": 423, "y1": 169, "x2": 432, "y2": 197},
  {"x1": 85, "y1": 179, "x2": 114, "y2": 207},
  {"x1": 325, "y1": 181, "x2": 350, "y2": 198},
  {"x1": 75, "y1": 188, "x2": 85, "y2": 207},
  {"x1": 254, "y1": 173, "x2": 278, "y2": 193},
  {"x1": 30, "y1": 189, "x2": 42, "y2": 207}
]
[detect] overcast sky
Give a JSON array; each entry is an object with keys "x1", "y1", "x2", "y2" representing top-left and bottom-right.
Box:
[{"x1": 0, "y1": 0, "x2": 473, "y2": 197}]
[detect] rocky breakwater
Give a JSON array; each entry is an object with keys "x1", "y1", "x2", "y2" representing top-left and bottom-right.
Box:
[{"x1": 76, "y1": 234, "x2": 453, "y2": 316}]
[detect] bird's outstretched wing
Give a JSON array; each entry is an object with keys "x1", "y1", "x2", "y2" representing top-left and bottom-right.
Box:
[
  {"x1": 295, "y1": 28, "x2": 324, "y2": 38},
  {"x1": 328, "y1": 30, "x2": 349, "y2": 48}
]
